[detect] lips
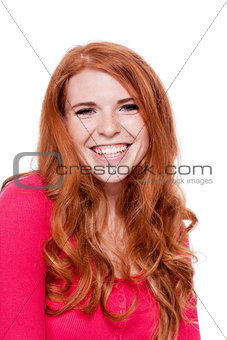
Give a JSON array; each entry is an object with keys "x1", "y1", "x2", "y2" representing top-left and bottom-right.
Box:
[
  {"x1": 90, "y1": 143, "x2": 131, "y2": 149},
  {"x1": 90, "y1": 143, "x2": 132, "y2": 163},
  {"x1": 90, "y1": 143, "x2": 132, "y2": 155}
]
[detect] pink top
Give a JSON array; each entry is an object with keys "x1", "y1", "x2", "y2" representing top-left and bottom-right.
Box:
[{"x1": 0, "y1": 173, "x2": 201, "y2": 339}]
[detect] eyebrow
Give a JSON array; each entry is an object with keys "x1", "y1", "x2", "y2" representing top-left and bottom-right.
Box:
[{"x1": 71, "y1": 97, "x2": 135, "y2": 110}]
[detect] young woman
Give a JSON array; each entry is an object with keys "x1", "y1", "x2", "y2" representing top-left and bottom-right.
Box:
[{"x1": 0, "y1": 41, "x2": 201, "y2": 339}]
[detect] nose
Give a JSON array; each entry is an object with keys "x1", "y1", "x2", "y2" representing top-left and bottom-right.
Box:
[{"x1": 97, "y1": 112, "x2": 121, "y2": 137}]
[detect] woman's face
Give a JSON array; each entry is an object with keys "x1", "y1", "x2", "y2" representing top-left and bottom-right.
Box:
[{"x1": 64, "y1": 68, "x2": 149, "y2": 183}]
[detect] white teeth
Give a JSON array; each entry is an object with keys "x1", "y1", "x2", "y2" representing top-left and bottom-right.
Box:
[{"x1": 93, "y1": 144, "x2": 128, "y2": 155}]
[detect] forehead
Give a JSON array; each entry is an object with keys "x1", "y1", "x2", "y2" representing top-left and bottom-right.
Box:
[{"x1": 66, "y1": 69, "x2": 131, "y2": 102}]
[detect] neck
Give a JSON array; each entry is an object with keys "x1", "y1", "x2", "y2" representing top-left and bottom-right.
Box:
[
  {"x1": 96, "y1": 181, "x2": 125, "y2": 236},
  {"x1": 101, "y1": 181, "x2": 123, "y2": 211}
]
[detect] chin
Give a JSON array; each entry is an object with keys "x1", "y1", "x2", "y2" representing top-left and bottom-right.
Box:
[{"x1": 94, "y1": 174, "x2": 127, "y2": 184}]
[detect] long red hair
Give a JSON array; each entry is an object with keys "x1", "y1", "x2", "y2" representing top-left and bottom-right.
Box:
[{"x1": 1, "y1": 41, "x2": 199, "y2": 340}]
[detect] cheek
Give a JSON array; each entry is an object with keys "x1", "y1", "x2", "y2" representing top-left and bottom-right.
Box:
[
  {"x1": 66, "y1": 121, "x2": 87, "y2": 146},
  {"x1": 143, "y1": 128, "x2": 150, "y2": 148},
  {"x1": 127, "y1": 115, "x2": 147, "y2": 135},
  {"x1": 71, "y1": 130, "x2": 81, "y2": 143},
  {"x1": 133, "y1": 117, "x2": 149, "y2": 142},
  {"x1": 138, "y1": 128, "x2": 150, "y2": 155}
]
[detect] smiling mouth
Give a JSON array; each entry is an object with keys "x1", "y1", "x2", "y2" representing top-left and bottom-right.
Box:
[{"x1": 90, "y1": 143, "x2": 132, "y2": 158}]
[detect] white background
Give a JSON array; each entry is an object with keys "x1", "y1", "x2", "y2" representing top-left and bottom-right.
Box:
[{"x1": 0, "y1": 1, "x2": 227, "y2": 339}]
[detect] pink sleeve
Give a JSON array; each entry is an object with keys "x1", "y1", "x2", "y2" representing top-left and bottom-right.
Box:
[
  {"x1": 178, "y1": 221, "x2": 201, "y2": 339},
  {"x1": 178, "y1": 294, "x2": 201, "y2": 339},
  {"x1": 0, "y1": 176, "x2": 52, "y2": 339}
]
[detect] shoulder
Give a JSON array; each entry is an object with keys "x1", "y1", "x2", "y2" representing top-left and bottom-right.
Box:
[
  {"x1": 1, "y1": 171, "x2": 48, "y2": 197},
  {"x1": 0, "y1": 172, "x2": 52, "y2": 338},
  {"x1": 0, "y1": 172, "x2": 53, "y2": 210},
  {"x1": 0, "y1": 172, "x2": 53, "y2": 241}
]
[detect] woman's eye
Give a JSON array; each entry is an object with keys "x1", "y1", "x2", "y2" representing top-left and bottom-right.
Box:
[
  {"x1": 74, "y1": 104, "x2": 139, "y2": 117},
  {"x1": 120, "y1": 104, "x2": 139, "y2": 112},
  {"x1": 75, "y1": 108, "x2": 95, "y2": 116}
]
